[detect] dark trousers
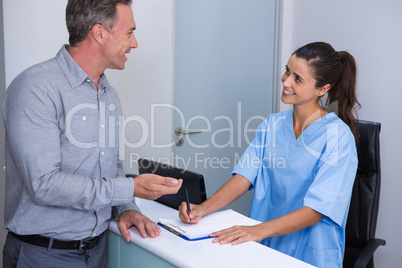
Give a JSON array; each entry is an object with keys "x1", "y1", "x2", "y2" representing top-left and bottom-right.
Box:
[{"x1": 2, "y1": 232, "x2": 107, "y2": 268}]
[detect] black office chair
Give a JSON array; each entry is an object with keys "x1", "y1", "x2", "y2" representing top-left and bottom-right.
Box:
[{"x1": 343, "y1": 120, "x2": 386, "y2": 268}]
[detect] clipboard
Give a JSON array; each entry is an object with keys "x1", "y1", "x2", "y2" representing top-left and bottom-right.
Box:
[
  {"x1": 157, "y1": 209, "x2": 261, "y2": 242},
  {"x1": 157, "y1": 222, "x2": 213, "y2": 241}
]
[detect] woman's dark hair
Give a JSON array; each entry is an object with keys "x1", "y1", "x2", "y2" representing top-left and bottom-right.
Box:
[
  {"x1": 293, "y1": 42, "x2": 360, "y2": 142},
  {"x1": 66, "y1": 0, "x2": 132, "y2": 46}
]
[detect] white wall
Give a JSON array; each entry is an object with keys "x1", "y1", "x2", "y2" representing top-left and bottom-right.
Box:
[
  {"x1": 279, "y1": 0, "x2": 402, "y2": 267},
  {"x1": 3, "y1": 1, "x2": 68, "y2": 84},
  {"x1": 0, "y1": 0, "x2": 6, "y2": 263}
]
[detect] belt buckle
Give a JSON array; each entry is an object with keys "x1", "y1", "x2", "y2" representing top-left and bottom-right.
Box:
[
  {"x1": 78, "y1": 239, "x2": 86, "y2": 252},
  {"x1": 78, "y1": 236, "x2": 98, "y2": 251}
]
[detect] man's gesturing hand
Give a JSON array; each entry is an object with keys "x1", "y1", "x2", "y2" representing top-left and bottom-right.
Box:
[{"x1": 133, "y1": 174, "x2": 182, "y2": 200}]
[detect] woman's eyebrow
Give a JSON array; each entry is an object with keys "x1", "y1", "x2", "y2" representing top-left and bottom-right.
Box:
[
  {"x1": 294, "y1": 72, "x2": 304, "y2": 82},
  {"x1": 287, "y1": 65, "x2": 305, "y2": 82}
]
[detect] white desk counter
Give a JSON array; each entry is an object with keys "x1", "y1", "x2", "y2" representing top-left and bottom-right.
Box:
[{"x1": 107, "y1": 198, "x2": 316, "y2": 268}]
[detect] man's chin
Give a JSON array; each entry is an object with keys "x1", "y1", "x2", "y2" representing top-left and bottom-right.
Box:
[{"x1": 110, "y1": 64, "x2": 126, "y2": 71}]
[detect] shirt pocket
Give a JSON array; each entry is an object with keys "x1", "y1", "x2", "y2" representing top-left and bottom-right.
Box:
[
  {"x1": 300, "y1": 220, "x2": 343, "y2": 268},
  {"x1": 302, "y1": 245, "x2": 342, "y2": 268},
  {"x1": 64, "y1": 112, "x2": 99, "y2": 154}
]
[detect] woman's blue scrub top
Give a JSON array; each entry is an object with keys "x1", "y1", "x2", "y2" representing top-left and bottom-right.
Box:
[{"x1": 232, "y1": 109, "x2": 358, "y2": 268}]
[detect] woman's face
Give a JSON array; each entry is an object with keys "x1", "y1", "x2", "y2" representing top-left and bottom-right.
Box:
[{"x1": 280, "y1": 54, "x2": 321, "y2": 107}]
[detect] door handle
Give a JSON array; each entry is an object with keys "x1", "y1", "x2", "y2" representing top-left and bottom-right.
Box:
[
  {"x1": 175, "y1": 127, "x2": 202, "y2": 146},
  {"x1": 175, "y1": 127, "x2": 202, "y2": 136}
]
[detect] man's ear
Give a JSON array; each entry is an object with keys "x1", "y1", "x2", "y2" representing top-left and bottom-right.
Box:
[
  {"x1": 318, "y1": 84, "x2": 330, "y2": 96},
  {"x1": 91, "y1": 24, "x2": 107, "y2": 45}
]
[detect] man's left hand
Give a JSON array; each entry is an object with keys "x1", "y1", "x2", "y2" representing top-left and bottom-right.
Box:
[{"x1": 117, "y1": 210, "x2": 161, "y2": 242}]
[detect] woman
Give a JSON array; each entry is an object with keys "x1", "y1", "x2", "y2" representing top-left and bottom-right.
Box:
[{"x1": 179, "y1": 42, "x2": 360, "y2": 268}]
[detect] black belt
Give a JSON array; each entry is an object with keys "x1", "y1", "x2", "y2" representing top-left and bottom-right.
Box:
[{"x1": 10, "y1": 232, "x2": 104, "y2": 251}]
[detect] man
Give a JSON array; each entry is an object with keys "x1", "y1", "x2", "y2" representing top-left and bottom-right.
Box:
[{"x1": 2, "y1": 0, "x2": 182, "y2": 267}]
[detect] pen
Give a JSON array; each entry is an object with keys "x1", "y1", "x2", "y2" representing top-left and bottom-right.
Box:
[{"x1": 185, "y1": 188, "x2": 191, "y2": 223}]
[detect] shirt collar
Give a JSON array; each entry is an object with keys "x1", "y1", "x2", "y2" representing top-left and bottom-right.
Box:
[
  {"x1": 56, "y1": 45, "x2": 110, "y2": 91},
  {"x1": 98, "y1": 73, "x2": 110, "y2": 93}
]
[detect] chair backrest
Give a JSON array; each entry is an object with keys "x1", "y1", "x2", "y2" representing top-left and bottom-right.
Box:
[{"x1": 344, "y1": 120, "x2": 381, "y2": 260}]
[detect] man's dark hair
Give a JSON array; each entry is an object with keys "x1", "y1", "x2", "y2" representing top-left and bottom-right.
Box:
[{"x1": 66, "y1": 0, "x2": 132, "y2": 46}]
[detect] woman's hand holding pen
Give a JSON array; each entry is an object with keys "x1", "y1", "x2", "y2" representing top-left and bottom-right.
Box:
[
  {"x1": 179, "y1": 175, "x2": 251, "y2": 226},
  {"x1": 179, "y1": 201, "x2": 266, "y2": 245},
  {"x1": 178, "y1": 202, "x2": 204, "y2": 224}
]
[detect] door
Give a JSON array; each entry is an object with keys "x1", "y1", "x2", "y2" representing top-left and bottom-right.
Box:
[{"x1": 174, "y1": 0, "x2": 278, "y2": 215}]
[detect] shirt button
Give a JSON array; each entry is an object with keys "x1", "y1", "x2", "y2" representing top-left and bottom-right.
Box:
[
  {"x1": 93, "y1": 233, "x2": 97, "y2": 237},
  {"x1": 101, "y1": 151, "x2": 104, "y2": 156},
  {"x1": 86, "y1": 79, "x2": 91, "y2": 83},
  {"x1": 101, "y1": 124, "x2": 105, "y2": 128},
  {"x1": 83, "y1": 116, "x2": 86, "y2": 121}
]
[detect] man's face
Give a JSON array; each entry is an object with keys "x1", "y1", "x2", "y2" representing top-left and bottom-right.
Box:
[{"x1": 102, "y1": 3, "x2": 138, "y2": 70}]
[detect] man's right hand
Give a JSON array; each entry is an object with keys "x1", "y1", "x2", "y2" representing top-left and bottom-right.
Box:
[{"x1": 133, "y1": 174, "x2": 182, "y2": 200}]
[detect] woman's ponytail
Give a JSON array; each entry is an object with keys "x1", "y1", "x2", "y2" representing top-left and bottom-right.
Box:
[{"x1": 327, "y1": 51, "x2": 360, "y2": 142}]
